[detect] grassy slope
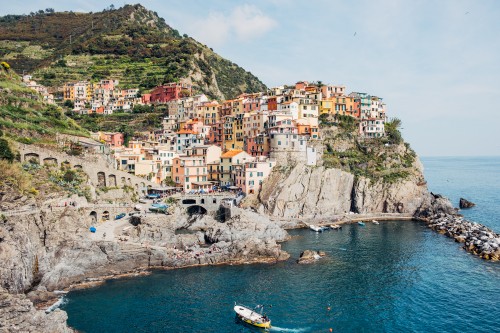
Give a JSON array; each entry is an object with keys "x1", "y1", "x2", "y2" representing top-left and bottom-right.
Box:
[{"x1": 0, "y1": 69, "x2": 88, "y2": 145}]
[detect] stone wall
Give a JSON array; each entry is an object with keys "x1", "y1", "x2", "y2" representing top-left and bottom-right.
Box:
[{"x1": 18, "y1": 144, "x2": 157, "y2": 194}]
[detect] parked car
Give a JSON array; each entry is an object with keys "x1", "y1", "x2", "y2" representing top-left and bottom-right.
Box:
[{"x1": 115, "y1": 213, "x2": 126, "y2": 220}]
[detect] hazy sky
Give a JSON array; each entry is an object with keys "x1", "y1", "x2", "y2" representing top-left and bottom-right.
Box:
[{"x1": 2, "y1": 1, "x2": 500, "y2": 156}]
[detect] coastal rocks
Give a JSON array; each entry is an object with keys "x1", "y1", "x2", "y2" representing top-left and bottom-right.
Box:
[
  {"x1": 459, "y1": 198, "x2": 476, "y2": 209},
  {"x1": 203, "y1": 208, "x2": 289, "y2": 243},
  {"x1": 415, "y1": 199, "x2": 500, "y2": 260},
  {"x1": 352, "y1": 171, "x2": 429, "y2": 215},
  {"x1": 0, "y1": 287, "x2": 73, "y2": 333},
  {"x1": 297, "y1": 250, "x2": 326, "y2": 264},
  {"x1": 258, "y1": 164, "x2": 354, "y2": 219},
  {"x1": 256, "y1": 156, "x2": 431, "y2": 218}
]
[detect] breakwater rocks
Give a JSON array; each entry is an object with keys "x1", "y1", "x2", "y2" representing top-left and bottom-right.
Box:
[{"x1": 422, "y1": 213, "x2": 500, "y2": 261}]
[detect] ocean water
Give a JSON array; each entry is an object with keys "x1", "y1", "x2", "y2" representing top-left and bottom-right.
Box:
[
  {"x1": 420, "y1": 156, "x2": 500, "y2": 230},
  {"x1": 62, "y1": 157, "x2": 500, "y2": 333}
]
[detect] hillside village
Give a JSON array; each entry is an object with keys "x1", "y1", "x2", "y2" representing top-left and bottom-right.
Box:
[{"x1": 21, "y1": 76, "x2": 388, "y2": 195}]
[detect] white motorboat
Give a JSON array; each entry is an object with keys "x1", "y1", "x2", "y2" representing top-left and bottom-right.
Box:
[
  {"x1": 372, "y1": 220, "x2": 380, "y2": 225},
  {"x1": 309, "y1": 225, "x2": 324, "y2": 232},
  {"x1": 234, "y1": 304, "x2": 271, "y2": 329}
]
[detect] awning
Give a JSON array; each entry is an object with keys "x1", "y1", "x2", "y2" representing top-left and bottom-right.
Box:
[
  {"x1": 228, "y1": 186, "x2": 239, "y2": 190},
  {"x1": 192, "y1": 181, "x2": 214, "y2": 186}
]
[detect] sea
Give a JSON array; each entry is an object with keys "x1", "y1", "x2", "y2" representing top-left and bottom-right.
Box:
[{"x1": 61, "y1": 156, "x2": 500, "y2": 333}]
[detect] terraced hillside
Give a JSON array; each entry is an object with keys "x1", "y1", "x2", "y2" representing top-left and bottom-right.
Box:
[
  {"x1": 0, "y1": 68, "x2": 88, "y2": 145},
  {"x1": 0, "y1": 4, "x2": 267, "y2": 100}
]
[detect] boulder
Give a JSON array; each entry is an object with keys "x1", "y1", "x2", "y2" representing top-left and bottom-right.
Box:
[
  {"x1": 297, "y1": 250, "x2": 325, "y2": 264},
  {"x1": 459, "y1": 198, "x2": 476, "y2": 209}
]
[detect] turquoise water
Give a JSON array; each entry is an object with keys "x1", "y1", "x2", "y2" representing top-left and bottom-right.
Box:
[{"x1": 62, "y1": 157, "x2": 500, "y2": 333}]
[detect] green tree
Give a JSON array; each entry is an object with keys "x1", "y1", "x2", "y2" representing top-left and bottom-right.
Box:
[
  {"x1": 0, "y1": 139, "x2": 15, "y2": 162},
  {"x1": 385, "y1": 118, "x2": 403, "y2": 144},
  {"x1": 64, "y1": 100, "x2": 74, "y2": 109}
]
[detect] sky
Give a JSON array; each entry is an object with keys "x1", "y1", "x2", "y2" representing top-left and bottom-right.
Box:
[{"x1": 2, "y1": 0, "x2": 500, "y2": 156}]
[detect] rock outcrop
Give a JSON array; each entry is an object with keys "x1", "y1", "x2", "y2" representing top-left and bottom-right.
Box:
[
  {"x1": 459, "y1": 198, "x2": 476, "y2": 209},
  {"x1": 256, "y1": 157, "x2": 430, "y2": 218},
  {"x1": 258, "y1": 164, "x2": 354, "y2": 218},
  {"x1": 0, "y1": 287, "x2": 73, "y2": 333},
  {"x1": 0, "y1": 205, "x2": 290, "y2": 294},
  {"x1": 297, "y1": 250, "x2": 326, "y2": 264},
  {"x1": 352, "y1": 172, "x2": 429, "y2": 214}
]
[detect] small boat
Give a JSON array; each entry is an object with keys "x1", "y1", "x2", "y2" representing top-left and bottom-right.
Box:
[
  {"x1": 357, "y1": 221, "x2": 365, "y2": 226},
  {"x1": 372, "y1": 220, "x2": 379, "y2": 225},
  {"x1": 234, "y1": 304, "x2": 271, "y2": 329},
  {"x1": 309, "y1": 225, "x2": 324, "y2": 232},
  {"x1": 330, "y1": 224, "x2": 342, "y2": 230}
]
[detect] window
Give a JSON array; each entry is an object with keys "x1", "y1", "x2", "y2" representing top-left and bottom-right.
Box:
[
  {"x1": 278, "y1": 141, "x2": 281, "y2": 145},
  {"x1": 185, "y1": 177, "x2": 189, "y2": 182}
]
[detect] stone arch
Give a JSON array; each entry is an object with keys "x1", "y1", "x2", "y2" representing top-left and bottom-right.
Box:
[
  {"x1": 89, "y1": 211, "x2": 97, "y2": 224},
  {"x1": 108, "y1": 174, "x2": 117, "y2": 187},
  {"x1": 182, "y1": 199, "x2": 196, "y2": 205},
  {"x1": 24, "y1": 153, "x2": 40, "y2": 163},
  {"x1": 43, "y1": 157, "x2": 58, "y2": 166},
  {"x1": 102, "y1": 211, "x2": 110, "y2": 221},
  {"x1": 97, "y1": 172, "x2": 106, "y2": 187},
  {"x1": 200, "y1": 198, "x2": 205, "y2": 204},
  {"x1": 74, "y1": 165, "x2": 83, "y2": 169},
  {"x1": 186, "y1": 205, "x2": 207, "y2": 215}
]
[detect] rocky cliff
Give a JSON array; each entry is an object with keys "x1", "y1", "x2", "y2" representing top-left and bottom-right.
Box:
[
  {"x1": 254, "y1": 124, "x2": 431, "y2": 219},
  {"x1": 0, "y1": 203, "x2": 289, "y2": 331}
]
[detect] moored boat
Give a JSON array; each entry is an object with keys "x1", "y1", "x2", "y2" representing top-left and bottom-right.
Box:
[
  {"x1": 357, "y1": 221, "x2": 365, "y2": 226},
  {"x1": 309, "y1": 225, "x2": 324, "y2": 232},
  {"x1": 372, "y1": 220, "x2": 380, "y2": 225},
  {"x1": 234, "y1": 304, "x2": 271, "y2": 329},
  {"x1": 330, "y1": 224, "x2": 342, "y2": 230}
]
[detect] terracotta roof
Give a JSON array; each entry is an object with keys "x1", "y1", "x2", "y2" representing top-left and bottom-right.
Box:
[{"x1": 221, "y1": 149, "x2": 244, "y2": 158}]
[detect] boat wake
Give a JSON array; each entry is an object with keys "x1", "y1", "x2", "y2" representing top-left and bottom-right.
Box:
[{"x1": 270, "y1": 326, "x2": 310, "y2": 332}]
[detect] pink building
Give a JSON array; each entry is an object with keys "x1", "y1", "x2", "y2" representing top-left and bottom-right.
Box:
[
  {"x1": 234, "y1": 159, "x2": 276, "y2": 195},
  {"x1": 100, "y1": 132, "x2": 124, "y2": 147}
]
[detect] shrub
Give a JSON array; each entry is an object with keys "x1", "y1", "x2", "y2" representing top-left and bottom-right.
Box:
[{"x1": 0, "y1": 138, "x2": 15, "y2": 162}]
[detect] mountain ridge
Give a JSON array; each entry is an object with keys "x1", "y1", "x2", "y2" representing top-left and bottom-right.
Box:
[{"x1": 0, "y1": 4, "x2": 267, "y2": 100}]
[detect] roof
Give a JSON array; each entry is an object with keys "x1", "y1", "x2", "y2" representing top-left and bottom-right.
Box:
[
  {"x1": 221, "y1": 149, "x2": 244, "y2": 158},
  {"x1": 177, "y1": 130, "x2": 194, "y2": 134}
]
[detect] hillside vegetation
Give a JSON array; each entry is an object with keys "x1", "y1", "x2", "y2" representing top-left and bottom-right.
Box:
[
  {"x1": 0, "y1": 4, "x2": 267, "y2": 100},
  {"x1": 321, "y1": 115, "x2": 419, "y2": 183},
  {"x1": 0, "y1": 69, "x2": 88, "y2": 145}
]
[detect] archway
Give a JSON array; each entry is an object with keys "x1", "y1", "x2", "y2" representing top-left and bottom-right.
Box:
[
  {"x1": 102, "y1": 211, "x2": 110, "y2": 221},
  {"x1": 182, "y1": 199, "x2": 196, "y2": 205},
  {"x1": 97, "y1": 172, "x2": 106, "y2": 187},
  {"x1": 43, "y1": 157, "x2": 58, "y2": 166},
  {"x1": 186, "y1": 205, "x2": 207, "y2": 216},
  {"x1": 89, "y1": 211, "x2": 97, "y2": 224},
  {"x1": 74, "y1": 165, "x2": 83, "y2": 169},
  {"x1": 108, "y1": 174, "x2": 117, "y2": 187},
  {"x1": 24, "y1": 153, "x2": 40, "y2": 163}
]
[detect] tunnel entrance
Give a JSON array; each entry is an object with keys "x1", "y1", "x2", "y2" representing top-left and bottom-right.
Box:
[{"x1": 186, "y1": 205, "x2": 207, "y2": 216}]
